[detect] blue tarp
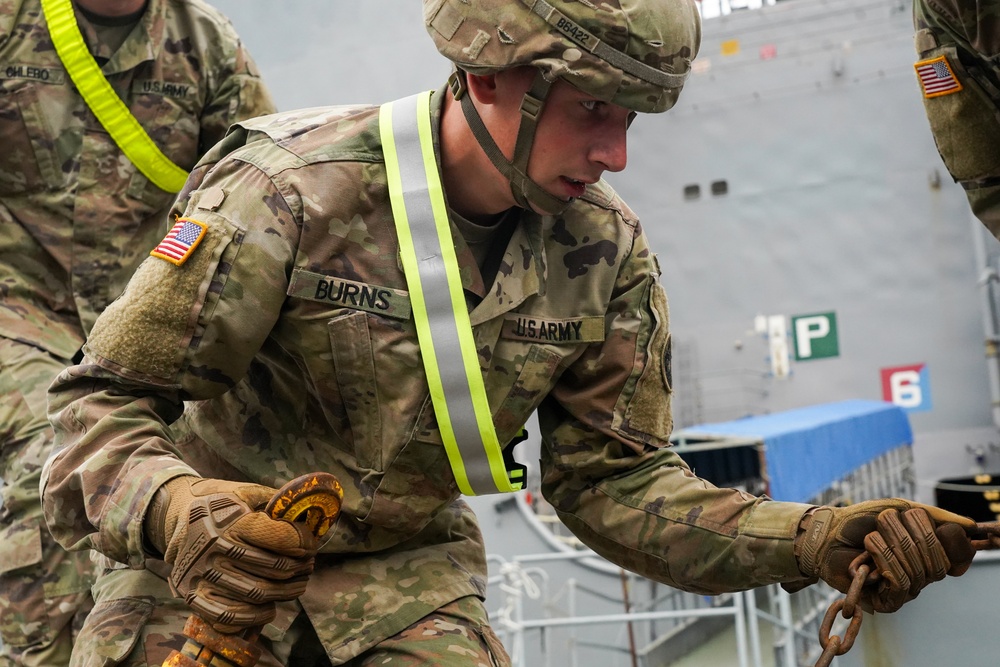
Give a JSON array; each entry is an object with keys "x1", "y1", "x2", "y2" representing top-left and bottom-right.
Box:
[{"x1": 671, "y1": 399, "x2": 913, "y2": 503}]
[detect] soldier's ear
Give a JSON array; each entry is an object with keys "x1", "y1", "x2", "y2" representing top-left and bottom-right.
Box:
[{"x1": 464, "y1": 72, "x2": 500, "y2": 106}]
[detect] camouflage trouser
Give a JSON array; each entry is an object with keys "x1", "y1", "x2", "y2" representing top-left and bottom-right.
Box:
[
  {"x1": 76, "y1": 564, "x2": 510, "y2": 667},
  {"x1": 0, "y1": 337, "x2": 97, "y2": 666}
]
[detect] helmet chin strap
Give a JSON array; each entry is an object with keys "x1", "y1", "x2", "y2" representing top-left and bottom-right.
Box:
[{"x1": 449, "y1": 69, "x2": 572, "y2": 216}]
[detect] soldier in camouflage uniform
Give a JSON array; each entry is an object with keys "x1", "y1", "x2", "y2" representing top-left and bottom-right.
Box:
[
  {"x1": 40, "y1": 1, "x2": 980, "y2": 666},
  {"x1": 0, "y1": 0, "x2": 274, "y2": 664},
  {"x1": 913, "y1": 0, "x2": 1000, "y2": 238}
]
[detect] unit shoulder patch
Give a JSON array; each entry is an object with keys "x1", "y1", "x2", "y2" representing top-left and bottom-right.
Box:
[
  {"x1": 150, "y1": 217, "x2": 208, "y2": 266},
  {"x1": 915, "y1": 55, "x2": 963, "y2": 98}
]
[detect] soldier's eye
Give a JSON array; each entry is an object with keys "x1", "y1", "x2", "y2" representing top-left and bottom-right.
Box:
[{"x1": 580, "y1": 100, "x2": 601, "y2": 112}]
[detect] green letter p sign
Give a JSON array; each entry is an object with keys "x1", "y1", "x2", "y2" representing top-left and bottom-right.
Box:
[{"x1": 792, "y1": 312, "x2": 839, "y2": 361}]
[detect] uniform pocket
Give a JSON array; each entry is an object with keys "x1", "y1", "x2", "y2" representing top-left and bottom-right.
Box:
[
  {"x1": 0, "y1": 86, "x2": 62, "y2": 195},
  {"x1": 919, "y1": 47, "x2": 1000, "y2": 183},
  {"x1": 73, "y1": 596, "x2": 155, "y2": 666},
  {"x1": 0, "y1": 521, "x2": 98, "y2": 649},
  {"x1": 125, "y1": 90, "x2": 200, "y2": 204},
  {"x1": 328, "y1": 311, "x2": 382, "y2": 471},
  {"x1": 85, "y1": 211, "x2": 239, "y2": 384},
  {"x1": 0, "y1": 525, "x2": 44, "y2": 647},
  {"x1": 614, "y1": 279, "x2": 673, "y2": 445},
  {"x1": 0, "y1": 522, "x2": 43, "y2": 575},
  {"x1": 492, "y1": 344, "x2": 563, "y2": 440},
  {"x1": 363, "y1": 436, "x2": 457, "y2": 533}
]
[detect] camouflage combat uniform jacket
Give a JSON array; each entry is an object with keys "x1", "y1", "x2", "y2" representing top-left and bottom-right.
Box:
[
  {"x1": 43, "y1": 88, "x2": 811, "y2": 663},
  {"x1": 914, "y1": 0, "x2": 1000, "y2": 239},
  {"x1": 0, "y1": 0, "x2": 275, "y2": 358}
]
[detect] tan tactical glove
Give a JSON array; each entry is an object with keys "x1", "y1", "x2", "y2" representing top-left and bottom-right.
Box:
[
  {"x1": 791, "y1": 498, "x2": 977, "y2": 613},
  {"x1": 145, "y1": 476, "x2": 319, "y2": 633}
]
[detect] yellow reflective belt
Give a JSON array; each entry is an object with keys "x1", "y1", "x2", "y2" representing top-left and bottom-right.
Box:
[
  {"x1": 41, "y1": 0, "x2": 189, "y2": 193},
  {"x1": 380, "y1": 91, "x2": 521, "y2": 496}
]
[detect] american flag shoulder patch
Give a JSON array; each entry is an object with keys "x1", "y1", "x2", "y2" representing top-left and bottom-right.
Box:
[
  {"x1": 915, "y1": 55, "x2": 963, "y2": 98},
  {"x1": 150, "y1": 217, "x2": 208, "y2": 266}
]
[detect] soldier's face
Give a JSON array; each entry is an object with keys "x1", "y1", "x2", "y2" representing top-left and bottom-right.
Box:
[{"x1": 494, "y1": 70, "x2": 632, "y2": 206}]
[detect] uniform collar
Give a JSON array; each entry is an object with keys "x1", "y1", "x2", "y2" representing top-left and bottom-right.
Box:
[
  {"x1": 423, "y1": 84, "x2": 550, "y2": 322},
  {"x1": 428, "y1": 84, "x2": 489, "y2": 300},
  {"x1": 84, "y1": 0, "x2": 166, "y2": 75},
  {"x1": 468, "y1": 210, "x2": 548, "y2": 325}
]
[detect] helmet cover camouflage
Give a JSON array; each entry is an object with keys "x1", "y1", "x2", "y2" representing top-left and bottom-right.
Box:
[{"x1": 424, "y1": 0, "x2": 702, "y2": 113}]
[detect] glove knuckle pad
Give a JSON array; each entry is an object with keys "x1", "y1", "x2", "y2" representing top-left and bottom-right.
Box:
[
  {"x1": 901, "y1": 509, "x2": 949, "y2": 580},
  {"x1": 189, "y1": 593, "x2": 276, "y2": 631},
  {"x1": 161, "y1": 479, "x2": 321, "y2": 631},
  {"x1": 865, "y1": 531, "x2": 913, "y2": 592}
]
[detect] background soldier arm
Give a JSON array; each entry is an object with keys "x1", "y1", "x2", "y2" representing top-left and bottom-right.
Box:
[{"x1": 191, "y1": 9, "x2": 277, "y2": 156}]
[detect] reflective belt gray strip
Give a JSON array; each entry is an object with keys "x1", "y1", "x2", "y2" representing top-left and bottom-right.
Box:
[
  {"x1": 389, "y1": 93, "x2": 499, "y2": 495},
  {"x1": 521, "y1": 0, "x2": 690, "y2": 89}
]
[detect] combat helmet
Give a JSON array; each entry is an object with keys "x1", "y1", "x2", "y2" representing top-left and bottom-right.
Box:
[{"x1": 424, "y1": 0, "x2": 702, "y2": 214}]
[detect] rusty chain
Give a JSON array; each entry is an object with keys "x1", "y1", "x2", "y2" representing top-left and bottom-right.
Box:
[{"x1": 812, "y1": 521, "x2": 1000, "y2": 667}]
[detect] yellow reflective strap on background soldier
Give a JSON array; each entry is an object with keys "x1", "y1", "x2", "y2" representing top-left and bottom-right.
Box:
[{"x1": 41, "y1": 0, "x2": 189, "y2": 192}]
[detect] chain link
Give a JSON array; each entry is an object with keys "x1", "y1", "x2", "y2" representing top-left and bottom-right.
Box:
[
  {"x1": 811, "y1": 521, "x2": 1000, "y2": 667},
  {"x1": 814, "y1": 562, "x2": 866, "y2": 667}
]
